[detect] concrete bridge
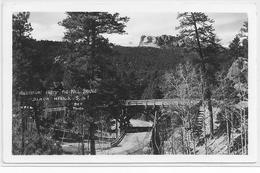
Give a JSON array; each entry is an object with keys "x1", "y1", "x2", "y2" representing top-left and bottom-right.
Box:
[
  {"x1": 38, "y1": 98, "x2": 201, "y2": 112},
  {"x1": 124, "y1": 98, "x2": 200, "y2": 106},
  {"x1": 20, "y1": 98, "x2": 202, "y2": 148}
]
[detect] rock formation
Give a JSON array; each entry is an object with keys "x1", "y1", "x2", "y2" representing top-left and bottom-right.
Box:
[
  {"x1": 138, "y1": 35, "x2": 181, "y2": 48},
  {"x1": 227, "y1": 57, "x2": 248, "y2": 87}
]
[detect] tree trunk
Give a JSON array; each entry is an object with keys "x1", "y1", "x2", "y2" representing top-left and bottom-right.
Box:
[
  {"x1": 171, "y1": 135, "x2": 175, "y2": 154},
  {"x1": 192, "y1": 134, "x2": 196, "y2": 155},
  {"x1": 181, "y1": 127, "x2": 186, "y2": 154},
  {"x1": 100, "y1": 115, "x2": 103, "y2": 151},
  {"x1": 89, "y1": 122, "x2": 96, "y2": 155},
  {"x1": 186, "y1": 130, "x2": 190, "y2": 154},
  {"x1": 240, "y1": 109, "x2": 244, "y2": 154},
  {"x1": 171, "y1": 121, "x2": 175, "y2": 154},
  {"x1": 152, "y1": 127, "x2": 160, "y2": 154},
  {"x1": 115, "y1": 119, "x2": 118, "y2": 138},
  {"x1": 207, "y1": 99, "x2": 214, "y2": 137},
  {"x1": 21, "y1": 111, "x2": 25, "y2": 154},
  {"x1": 33, "y1": 107, "x2": 41, "y2": 136},
  {"x1": 81, "y1": 123, "x2": 85, "y2": 155},
  {"x1": 225, "y1": 110, "x2": 230, "y2": 154},
  {"x1": 152, "y1": 110, "x2": 160, "y2": 154},
  {"x1": 203, "y1": 109, "x2": 208, "y2": 155},
  {"x1": 191, "y1": 12, "x2": 214, "y2": 137},
  {"x1": 243, "y1": 109, "x2": 247, "y2": 154},
  {"x1": 230, "y1": 112, "x2": 234, "y2": 154}
]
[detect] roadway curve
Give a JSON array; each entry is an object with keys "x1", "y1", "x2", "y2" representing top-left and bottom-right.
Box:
[{"x1": 98, "y1": 119, "x2": 153, "y2": 155}]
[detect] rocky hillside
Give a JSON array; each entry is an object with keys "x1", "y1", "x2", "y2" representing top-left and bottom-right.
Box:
[
  {"x1": 138, "y1": 35, "x2": 182, "y2": 48},
  {"x1": 163, "y1": 57, "x2": 248, "y2": 155},
  {"x1": 227, "y1": 57, "x2": 248, "y2": 82}
]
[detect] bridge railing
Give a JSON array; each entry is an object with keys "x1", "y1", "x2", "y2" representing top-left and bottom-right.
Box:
[
  {"x1": 124, "y1": 98, "x2": 201, "y2": 106},
  {"x1": 110, "y1": 130, "x2": 127, "y2": 147}
]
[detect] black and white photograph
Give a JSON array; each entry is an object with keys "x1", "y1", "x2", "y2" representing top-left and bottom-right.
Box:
[
  {"x1": 1, "y1": 0, "x2": 259, "y2": 166},
  {"x1": 10, "y1": 10, "x2": 250, "y2": 156}
]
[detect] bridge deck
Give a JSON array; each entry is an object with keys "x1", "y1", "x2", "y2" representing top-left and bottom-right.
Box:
[
  {"x1": 22, "y1": 99, "x2": 202, "y2": 111},
  {"x1": 124, "y1": 99, "x2": 200, "y2": 106}
]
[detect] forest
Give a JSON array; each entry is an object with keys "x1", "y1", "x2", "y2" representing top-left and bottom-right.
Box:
[{"x1": 12, "y1": 12, "x2": 248, "y2": 155}]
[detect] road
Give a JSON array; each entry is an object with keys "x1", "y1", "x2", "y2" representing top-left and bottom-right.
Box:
[{"x1": 97, "y1": 119, "x2": 153, "y2": 155}]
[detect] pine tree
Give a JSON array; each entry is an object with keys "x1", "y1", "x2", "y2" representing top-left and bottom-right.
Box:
[
  {"x1": 176, "y1": 12, "x2": 220, "y2": 137},
  {"x1": 59, "y1": 12, "x2": 129, "y2": 155},
  {"x1": 229, "y1": 36, "x2": 242, "y2": 60},
  {"x1": 238, "y1": 21, "x2": 248, "y2": 59},
  {"x1": 12, "y1": 12, "x2": 34, "y2": 154},
  {"x1": 13, "y1": 12, "x2": 33, "y2": 96}
]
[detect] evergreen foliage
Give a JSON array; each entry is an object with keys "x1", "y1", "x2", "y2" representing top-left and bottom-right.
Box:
[{"x1": 12, "y1": 11, "x2": 248, "y2": 155}]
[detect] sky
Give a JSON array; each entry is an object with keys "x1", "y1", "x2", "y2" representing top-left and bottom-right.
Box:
[{"x1": 28, "y1": 12, "x2": 247, "y2": 47}]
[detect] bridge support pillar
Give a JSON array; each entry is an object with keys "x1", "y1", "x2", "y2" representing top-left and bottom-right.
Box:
[
  {"x1": 151, "y1": 110, "x2": 161, "y2": 154},
  {"x1": 89, "y1": 122, "x2": 96, "y2": 155},
  {"x1": 116, "y1": 119, "x2": 120, "y2": 138}
]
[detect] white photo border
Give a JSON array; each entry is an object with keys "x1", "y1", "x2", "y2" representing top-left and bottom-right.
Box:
[{"x1": 1, "y1": 0, "x2": 258, "y2": 166}]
